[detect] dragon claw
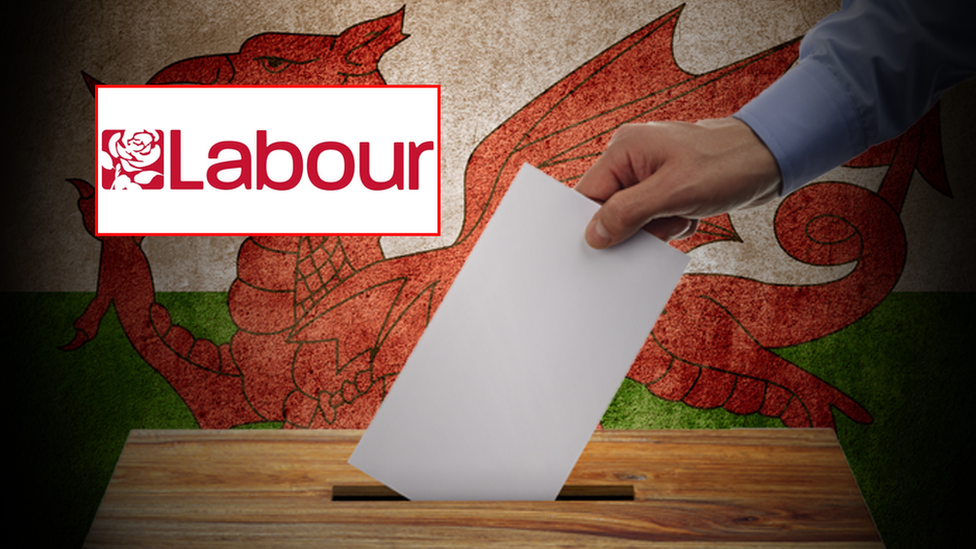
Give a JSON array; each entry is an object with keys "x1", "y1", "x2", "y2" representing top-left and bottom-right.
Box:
[{"x1": 60, "y1": 329, "x2": 90, "y2": 351}]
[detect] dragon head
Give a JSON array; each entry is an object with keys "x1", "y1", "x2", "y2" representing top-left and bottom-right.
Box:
[{"x1": 84, "y1": 8, "x2": 407, "y2": 90}]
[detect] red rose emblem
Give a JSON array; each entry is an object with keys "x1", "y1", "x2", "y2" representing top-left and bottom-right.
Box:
[{"x1": 100, "y1": 129, "x2": 164, "y2": 189}]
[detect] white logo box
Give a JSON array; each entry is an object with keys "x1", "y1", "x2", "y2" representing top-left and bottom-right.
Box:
[{"x1": 96, "y1": 86, "x2": 440, "y2": 236}]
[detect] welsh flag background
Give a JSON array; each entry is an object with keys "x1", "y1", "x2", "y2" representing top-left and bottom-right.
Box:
[{"x1": 5, "y1": 1, "x2": 974, "y2": 547}]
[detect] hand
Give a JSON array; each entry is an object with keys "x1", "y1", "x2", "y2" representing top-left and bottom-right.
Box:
[{"x1": 574, "y1": 118, "x2": 783, "y2": 248}]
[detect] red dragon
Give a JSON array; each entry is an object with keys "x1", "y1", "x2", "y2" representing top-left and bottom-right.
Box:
[{"x1": 64, "y1": 6, "x2": 949, "y2": 430}]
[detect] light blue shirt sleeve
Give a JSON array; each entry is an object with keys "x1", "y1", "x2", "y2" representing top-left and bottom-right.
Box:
[{"x1": 733, "y1": 0, "x2": 976, "y2": 195}]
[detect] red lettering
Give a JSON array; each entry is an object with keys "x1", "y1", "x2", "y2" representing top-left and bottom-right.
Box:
[
  {"x1": 307, "y1": 142, "x2": 354, "y2": 191},
  {"x1": 409, "y1": 141, "x2": 434, "y2": 190},
  {"x1": 169, "y1": 130, "x2": 203, "y2": 190},
  {"x1": 207, "y1": 141, "x2": 252, "y2": 190},
  {"x1": 256, "y1": 130, "x2": 302, "y2": 190},
  {"x1": 166, "y1": 132, "x2": 432, "y2": 192},
  {"x1": 360, "y1": 142, "x2": 404, "y2": 191}
]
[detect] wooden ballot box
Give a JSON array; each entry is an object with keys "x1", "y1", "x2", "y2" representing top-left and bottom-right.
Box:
[{"x1": 84, "y1": 429, "x2": 882, "y2": 548}]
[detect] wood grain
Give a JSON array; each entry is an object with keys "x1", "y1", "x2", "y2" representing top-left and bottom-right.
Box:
[{"x1": 84, "y1": 429, "x2": 882, "y2": 548}]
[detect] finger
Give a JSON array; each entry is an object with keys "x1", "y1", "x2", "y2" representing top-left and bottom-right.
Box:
[
  {"x1": 574, "y1": 125, "x2": 657, "y2": 203},
  {"x1": 584, "y1": 172, "x2": 686, "y2": 248},
  {"x1": 574, "y1": 150, "x2": 631, "y2": 204},
  {"x1": 644, "y1": 216, "x2": 698, "y2": 242},
  {"x1": 673, "y1": 218, "x2": 699, "y2": 241}
]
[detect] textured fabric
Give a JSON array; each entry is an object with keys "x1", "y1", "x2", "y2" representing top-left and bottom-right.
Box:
[{"x1": 735, "y1": 0, "x2": 976, "y2": 194}]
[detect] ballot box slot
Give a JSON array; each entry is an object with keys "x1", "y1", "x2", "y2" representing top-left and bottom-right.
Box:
[{"x1": 331, "y1": 484, "x2": 635, "y2": 501}]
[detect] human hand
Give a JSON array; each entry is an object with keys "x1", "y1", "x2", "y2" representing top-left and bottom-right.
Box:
[{"x1": 574, "y1": 118, "x2": 783, "y2": 248}]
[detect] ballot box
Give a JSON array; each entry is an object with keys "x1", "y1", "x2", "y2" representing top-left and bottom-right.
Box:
[{"x1": 84, "y1": 429, "x2": 882, "y2": 548}]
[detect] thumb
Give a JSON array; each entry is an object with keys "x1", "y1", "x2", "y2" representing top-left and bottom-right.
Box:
[
  {"x1": 583, "y1": 179, "x2": 694, "y2": 247},
  {"x1": 585, "y1": 208, "x2": 696, "y2": 247}
]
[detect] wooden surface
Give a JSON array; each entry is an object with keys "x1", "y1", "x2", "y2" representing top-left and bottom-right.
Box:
[{"x1": 85, "y1": 429, "x2": 882, "y2": 548}]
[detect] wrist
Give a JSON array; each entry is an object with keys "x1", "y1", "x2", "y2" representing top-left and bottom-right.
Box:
[{"x1": 696, "y1": 117, "x2": 783, "y2": 208}]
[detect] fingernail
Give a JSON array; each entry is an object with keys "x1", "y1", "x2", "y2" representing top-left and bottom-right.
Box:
[{"x1": 586, "y1": 217, "x2": 611, "y2": 248}]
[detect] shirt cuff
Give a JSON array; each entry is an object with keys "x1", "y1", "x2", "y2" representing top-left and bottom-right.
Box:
[{"x1": 733, "y1": 59, "x2": 866, "y2": 195}]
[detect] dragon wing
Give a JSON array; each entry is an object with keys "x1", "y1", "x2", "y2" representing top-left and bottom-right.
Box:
[{"x1": 461, "y1": 5, "x2": 800, "y2": 250}]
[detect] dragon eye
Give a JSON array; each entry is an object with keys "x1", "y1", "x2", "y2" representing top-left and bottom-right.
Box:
[
  {"x1": 256, "y1": 56, "x2": 292, "y2": 73},
  {"x1": 255, "y1": 56, "x2": 319, "y2": 74}
]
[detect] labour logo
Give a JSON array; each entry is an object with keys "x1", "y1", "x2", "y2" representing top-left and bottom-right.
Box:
[
  {"x1": 95, "y1": 86, "x2": 439, "y2": 235},
  {"x1": 100, "y1": 129, "x2": 164, "y2": 190}
]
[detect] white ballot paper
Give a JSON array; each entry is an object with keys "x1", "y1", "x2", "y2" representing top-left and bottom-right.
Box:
[{"x1": 349, "y1": 164, "x2": 689, "y2": 500}]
